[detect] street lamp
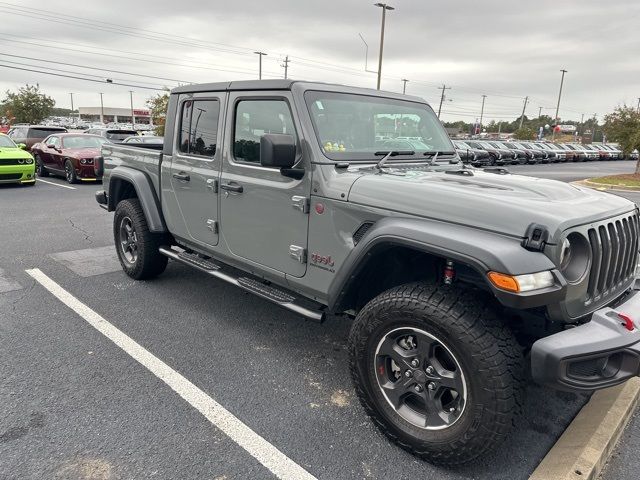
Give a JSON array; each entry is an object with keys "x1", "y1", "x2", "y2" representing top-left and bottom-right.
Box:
[
  {"x1": 374, "y1": 3, "x2": 394, "y2": 90},
  {"x1": 552, "y1": 69, "x2": 567, "y2": 140},
  {"x1": 129, "y1": 91, "x2": 135, "y2": 127},
  {"x1": 99, "y1": 92, "x2": 104, "y2": 125}
]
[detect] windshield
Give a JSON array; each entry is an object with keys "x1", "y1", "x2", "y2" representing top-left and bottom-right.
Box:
[
  {"x1": 29, "y1": 128, "x2": 66, "y2": 139},
  {"x1": 305, "y1": 91, "x2": 453, "y2": 160},
  {"x1": 106, "y1": 130, "x2": 137, "y2": 140},
  {"x1": 62, "y1": 136, "x2": 107, "y2": 149},
  {"x1": 0, "y1": 135, "x2": 16, "y2": 147}
]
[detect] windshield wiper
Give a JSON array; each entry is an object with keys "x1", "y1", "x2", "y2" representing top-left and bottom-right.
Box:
[
  {"x1": 374, "y1": 150, "x2": 415, "y2": 170},
  {"x1": 423, "y1": 151, "x2": 457, "y2": 165}
]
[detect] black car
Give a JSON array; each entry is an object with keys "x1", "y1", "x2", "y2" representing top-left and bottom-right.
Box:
[
  {"x1": 487, "y1": 141, "x2": 529, "y2": 165},
  {"x1": 463, "y1": 140, "x2": 512, "y2": 166},
  {"x1": 452, "y1": 141, "x2": 493, "y2": 167},
  {"x1": 506, "y1": 141, "x2": 547, "y2": 163},
  {"x1": 519, "y1": 142, "x2": 557, "y2": 163}
]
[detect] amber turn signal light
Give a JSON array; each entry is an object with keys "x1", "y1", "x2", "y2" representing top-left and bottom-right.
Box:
[{"x1": 487, "y1": 272, "x2": 520, "y2": 292}]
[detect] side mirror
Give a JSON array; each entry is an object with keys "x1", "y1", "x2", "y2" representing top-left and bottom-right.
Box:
[
  {"x1": 260, "y1": 134, "x2": 296, "y2": 169},
  {"x1": 17, "y1": 143, "x2": 26, "y2": 150}
]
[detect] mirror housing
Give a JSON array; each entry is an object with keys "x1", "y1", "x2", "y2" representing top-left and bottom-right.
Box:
[
  {"x1": 17, "y1": 143, "x2": 26, "y2": 150},
  {"x1": 260, "y1": 134, "x2": 296, "y2": 168}
]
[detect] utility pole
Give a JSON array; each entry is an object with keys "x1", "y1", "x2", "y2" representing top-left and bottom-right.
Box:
[
  {"x1": 254, "y1": 51, "x2": 267, "y2": 79},
  {"x1": 479, "y1": 94, "x2": 487, "y2": 133},
  {"x1": 374, "y1": 3, "x2": 394, "y2": 90},
  {"x1": 519, "y1": 96, "x2": 529, "y2": 129},
  {"x1": 129, "y1": 91, "x2": 135, "y2": 127},
  {"x1": 637, "y1": 98, "x2": 640, "y2": 113},
  {"x1": 437, "y1": 84, "x2": 451, "y2": 118},
  {"x1": 591, "y1": 113, "x2": 597, "y2": 142},
  {"x1": 281, "y1": 55, "x2": 290, "y2": 79},
  {"x1": 538, "y1": 106, "x2": 543, "y2": 119},
  {"x1": 69, "y1": 93, "x2": 75, "y2": 122},
  {"x1": 99, "y1": 92, "x2": 104, "y2": 124},
  {"x1": 580, "y1": 113, "x2": 584, "y2": 136},
  {"x1": 401, "y1": 78, "x2": 409, "y2": 94},
  {"x1": 552, "y1": 69, "x2": 567, "y2": 140}
]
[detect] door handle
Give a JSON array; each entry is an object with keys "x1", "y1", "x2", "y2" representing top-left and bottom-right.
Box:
[
  {"x1": 220, "y1": 182, "x2": 243, "y2": 193},
  {"x1": 173, "y1": 172, "x2": 190, "y2": 181}
]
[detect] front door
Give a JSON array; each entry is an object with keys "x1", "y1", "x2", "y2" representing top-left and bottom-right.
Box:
[
  {"x1": 43, "y1": 136, "x2": 61, "y2": 170},
  {"x1": 219, "y1": 92, "x2": 310, "y2": 277},
  {"x1": 168, "y1": 95, "x2": 224, "y2": 247}
]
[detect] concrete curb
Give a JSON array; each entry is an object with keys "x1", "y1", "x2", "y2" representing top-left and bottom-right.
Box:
[
  {"x1": 572, "y1": 179, "x2": 640, "y2": 192},
  {"x1": 529, "y1": 377, "x2": 640, "y2": 480}
]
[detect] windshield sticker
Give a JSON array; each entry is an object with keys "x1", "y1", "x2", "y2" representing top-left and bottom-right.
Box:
[{"x1": 315, "y1": 101, "x2": 324, "y2": 110}]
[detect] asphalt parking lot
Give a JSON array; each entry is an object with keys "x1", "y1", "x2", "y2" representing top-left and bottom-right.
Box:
[{"x1": 1, "y1": 161, "x2": 638, "y2": 480}]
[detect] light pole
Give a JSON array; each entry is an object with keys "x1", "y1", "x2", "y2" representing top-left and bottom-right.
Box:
[
  {"x1": 479, "y1": 95, "x2": 487, "y2": 134},
  {"x1": 552, "y1": 69, "x2": 567, "y2": 140},
  {"x1": 519, "y1": 96, "x2": 529, "y2": 130},
  {"x1": 129, "y1": 91, "x2": 135, "y2": 127},
  {"x1": 69, "y1": 93, "x2": 75, "y2": 122},
  {"x1": 374, "y1": 3, "x2": 394, "y2": 90},
  {"x1": 538, "y1": 106, "x2": 543, "y2": 119},
  {"x1": 437, "y1": 84, "x2": 451, "y2": 118},
  {"x1": 401, "y1": 78, "x2": 408, "y2": 94},
  {"x1": 254, "y1": 51, "x2": 267, "y2": 79},
  {"x1": 99, "y1": 92, "x2": 104, "y2": 124}
]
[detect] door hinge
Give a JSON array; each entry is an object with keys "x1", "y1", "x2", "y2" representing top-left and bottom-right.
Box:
[
  {"x1": 206, "y1": 219, "x2": 218, "y2": 234},
  {"x1": 289, "y1": 245, "x2": 307, "y2": 263},
  {"x1": 291, "y1": 195, "x2": 309, "y2": 214},
  {"x1": 206, "y1": 178, "x2": 218, "y2": 193}
]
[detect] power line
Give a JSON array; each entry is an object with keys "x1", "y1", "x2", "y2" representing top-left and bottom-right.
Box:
[{"x1": 0, "y1": 63, "x2": 165, "y2": 90}]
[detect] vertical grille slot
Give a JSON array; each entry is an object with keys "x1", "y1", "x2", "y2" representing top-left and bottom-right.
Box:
[{"x1": 586, "y1": 212, "x2": 639, "y2": 303}]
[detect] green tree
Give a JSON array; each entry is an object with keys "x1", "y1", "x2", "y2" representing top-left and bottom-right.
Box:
[
  {"x1": 146, "y1": 91, "x2": 169, "y2": 136},
  {"x1": 2, "y1": 84, "x2": 55, "y2": 124},
  {"x1": 603, "y1": 105, "x2": 640, "y2": 172},
  {"x1": 513, "y1": 126, "x2": 536, "y2": 140}
]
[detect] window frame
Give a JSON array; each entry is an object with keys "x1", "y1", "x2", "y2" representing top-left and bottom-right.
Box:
[
  {"x1": 230, "y1": 96, "x2": 299, "y2": 167},
  {"x1": 176, "y1": 97, "x2": 221, "y2": 159}
]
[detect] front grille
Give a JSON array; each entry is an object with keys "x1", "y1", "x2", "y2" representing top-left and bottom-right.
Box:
[
  {"x1": 586, "y1": 212, "x2": 639, "y2": 303},
  {"x1": 0, "y1": 158, "x2": 20, "y2": 166},
  {"x1": 0, "y1": 173, "x2": 22, "y2": 180}
]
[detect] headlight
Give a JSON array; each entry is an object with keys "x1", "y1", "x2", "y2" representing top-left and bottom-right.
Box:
[
  {"x1": 17, "y1": 158, "x2": 24, "y2": 164},
  {"x1": 25, "y1": 157, "x2": 33, "y2": 164},
  {"x1": 488, "y1": 270, "x2": 555, "y2": 293},
  {"x1": 559, "y1": 233, "x2": 590, "y2": 282}
]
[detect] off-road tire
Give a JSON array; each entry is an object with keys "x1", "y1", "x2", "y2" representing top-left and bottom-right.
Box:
[
  {"x1": 34, "y1": 154, "x2": 48, "y2": 177},
  {"x1": 349, "y1": 282, "x2": 525, "y2": 466},
  {"x1": 64, "y1": 159, "x2": 78, "y2": 184},
  {"x1": 114, "y1": 198, "x2": 168, "y2": 280}
]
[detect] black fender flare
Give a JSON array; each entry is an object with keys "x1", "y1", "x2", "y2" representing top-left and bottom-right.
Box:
[
  {"x1": 327, "y1": 217, "x2": 565, "y2": 312},
  {"x1": 108, "y1": 166, "x2": 167, "y2": 233}
]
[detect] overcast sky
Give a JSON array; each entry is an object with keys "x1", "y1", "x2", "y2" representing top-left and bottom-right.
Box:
[{"x1": 0, "y1": 0, "x2": 638, "y2": 124}]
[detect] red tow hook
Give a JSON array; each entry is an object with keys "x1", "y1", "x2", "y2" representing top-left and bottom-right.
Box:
[{"x1": 618, "y1": 313, "x2": 636, "y2": 332}]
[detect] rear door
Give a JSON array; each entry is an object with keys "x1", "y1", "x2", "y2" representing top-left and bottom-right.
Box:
[
  {"x1": 219, "y1": 92, "x2": 310, "y2": 277},
  {"x1": 168, "y1": 95, "x2": 224, "y2": 247}
]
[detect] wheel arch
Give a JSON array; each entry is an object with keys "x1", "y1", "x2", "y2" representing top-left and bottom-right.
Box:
[
  {"x1": 108, "y1": 167, "x2": 167, "y2": 233},
  {"x1": 327, "y1": 217, "x2": 559, "y2": 313}
]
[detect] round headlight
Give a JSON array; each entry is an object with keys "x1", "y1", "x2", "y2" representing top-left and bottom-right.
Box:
[
  {"x1": 25, "y1": 157, "x2": 33, "y2": 164},
  {"x1": 559, "y1": 233, "x2": 590, "y2": 282},
  {"x1": 18, "y1": 158, "x2": 24, "y2": 164}
]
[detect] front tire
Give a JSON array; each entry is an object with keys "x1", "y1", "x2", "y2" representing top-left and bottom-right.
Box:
[
  {"x1": 35, "y1": 154, "x2": 49, "y2": 177},
  {"x1": 349, "y1": 283, "x2": 525, "y2": 465},
  {"x1": 114, "y1": 199, "x2": 168, "y2": 280},
  {"x1": 64, "y1": 159, "x2": 77, "y2": 184}
]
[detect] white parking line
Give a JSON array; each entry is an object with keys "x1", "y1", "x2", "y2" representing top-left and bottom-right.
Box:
[
  {"x1": 36, "y1": 178, "x2": 76, "y2": 190},
  {"x1": 25, "y1": 268, "x2": 316, "y2": 480}
]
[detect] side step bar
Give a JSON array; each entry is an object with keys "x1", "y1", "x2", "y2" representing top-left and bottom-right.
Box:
[{"x1": 159, "y1": 247, "x2": 325, "y2": 322}]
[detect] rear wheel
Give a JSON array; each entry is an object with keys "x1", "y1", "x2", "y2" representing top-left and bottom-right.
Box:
[
  {"x1": 35, "y1": 154, "x2": 49, "y2": 177},
  {"x1": 349, "y1": 283, "x2": 525, "y2": 465},
  {"x1": 114, "y1": 198, "x2": 168, "y2": 280}
]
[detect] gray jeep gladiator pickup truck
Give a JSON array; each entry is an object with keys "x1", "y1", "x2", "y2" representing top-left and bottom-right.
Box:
[{"x1": 96, "y1": 80, "x2": 640, "y2": 465}]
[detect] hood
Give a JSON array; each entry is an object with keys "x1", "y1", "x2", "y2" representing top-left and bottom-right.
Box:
[
  {"x1": 0, "y1": 146, "x2": 32, "y2": 159},
  {"x1": 347, "y1": 167, "x2": 635, "y2": 241},
  {"x1": 62, "y1": 147, "x2": 100, "y2": 158}
]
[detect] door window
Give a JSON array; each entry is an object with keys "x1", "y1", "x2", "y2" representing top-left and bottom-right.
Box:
[
  {"x1": 233, "y1": 100, "x2": 296, "y2": 164},
  {"x1": 45, "y1": 136, "x2": 59, "y2": 147},
  {"x1": 178, "y1": 99, "x2": 220, "y2": 157}
]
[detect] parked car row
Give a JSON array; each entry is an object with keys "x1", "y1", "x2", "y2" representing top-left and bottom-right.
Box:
[{"x1": 453, "y1": 140, "x2": 628, "y2": 167}]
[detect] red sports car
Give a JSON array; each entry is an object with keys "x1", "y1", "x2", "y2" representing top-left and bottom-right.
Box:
[{"x1": 31, "y1": 133, "x2": 108, "y2": 183}]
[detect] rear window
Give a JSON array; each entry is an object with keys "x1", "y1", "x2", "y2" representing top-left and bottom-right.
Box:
[
  {"x1": 106, "y1": 130, "x2": 137, "y2": 141},
  {"x1": 28, "y1": 127, "x2": 66, "y2": 139}
]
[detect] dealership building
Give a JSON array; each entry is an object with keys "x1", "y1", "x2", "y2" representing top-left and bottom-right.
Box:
[{"x1": 77, "y1": 106, "x2": 152, "y2": 125}]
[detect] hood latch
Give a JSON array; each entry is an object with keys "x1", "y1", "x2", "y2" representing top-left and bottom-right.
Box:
[{"x1": 522, "y1": 223, "x2": 549, "y2": 251}]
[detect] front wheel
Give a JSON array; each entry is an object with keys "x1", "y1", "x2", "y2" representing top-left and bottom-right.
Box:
[
  {"x1": 349, "y1": 283, "x2": 525, "y2": 465},
  {"x1": 114, "y1": 198, "x2": 168, "y2": 280},
  {"x1": 64, "y1": 159, "x2": 77, "y2": 184},
  {"x1": 35, "y1": 154, "x2": 49, "y2": 177}
]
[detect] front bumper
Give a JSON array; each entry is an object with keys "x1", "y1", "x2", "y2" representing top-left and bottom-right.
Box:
[
  {"x1": 532, "y1": 289, "x2": 640, "y2": 391},
  {"x1": 0, "y1": 164, "x2": 35, "y2": 184}
]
